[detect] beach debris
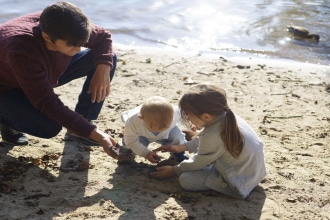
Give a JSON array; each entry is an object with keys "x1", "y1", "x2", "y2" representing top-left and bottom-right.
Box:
[
  {"x1": 0, "y1": 156, "x2": 36, "y2": 193},
  {"x1": 270, "y1": 93, "x2": 290, "y2": 96},
  {"x1": 214, "y1": 68, "x2": 224, "y2": 72},
  {"x1": 325, "y1": 84, "x2": 330, "y2": 93},
  {"x1": 296, "y1": 153, "x2": 313, "y2": 157},
  {"x1": 291, "y1": 93, "x2": 301, "y2": 98},
  {"x1": 59, "y1": 153, "x2": 95, "y2": 172},
  {"x1": 35, "y1": 153, "x2": 60, "y2": 169},
  {"x1": 236, "y1": 65, "x2": 250, "y2": 69},
  {"x1": 267, "y1": 115, "x2": 302, "y2": 119},
  {"x1": 168, "y1": 191, "x2": 198, "y2": 203},
  {"x1": 286, "y1": 198, "x2": 297, "y2": 203},
  {"x1": 162, "y1": 55, "x2": 198, "y2": 69},
  {"x1": 183, "y1": 77, "x2": 197, "y2": 85},
  {"x1": 121, "y1": 70, "x2": 138, "y2": 77},
  {"x1": 287, "y1": 26, "x2": 320, "y2": 42},
  {"x1": 60, "y1": 160, "x2": 94, "y2": 172},
  {"x1": 197, "y1": 71, "x2": 212, "y2": 75},
  {"x1": 278, "y1": 171, "x2": 294, "y2": 180},
  {"x1": 262, "y1": 116, "x2": 271, "y2": 124},
  {"x1": 258, "y1": 64, "x2": 266, "y2": 69},
  {"x1": 219, "y1": 56, "x2": 228, "y2": 62}
]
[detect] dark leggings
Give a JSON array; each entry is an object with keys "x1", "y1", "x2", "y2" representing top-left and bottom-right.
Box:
[{"x1": 0, "y1": 50, "x2": 116, "y2": 138}]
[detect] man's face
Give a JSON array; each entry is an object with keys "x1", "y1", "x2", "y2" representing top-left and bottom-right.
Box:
[
  {"x1": 51, "y1": 39, "x2": 81, "y2": 56},
  {"x1": 42, "y1": 32, "x2": 81, "y2": 56}
]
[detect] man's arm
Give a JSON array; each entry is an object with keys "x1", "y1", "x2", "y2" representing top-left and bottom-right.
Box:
[
  {"x1": 84, "y1": 26, "x2": 114, "y2": 103},
  {"x1": 88, "y1": 64, "x2": 111, "y2": 103}
]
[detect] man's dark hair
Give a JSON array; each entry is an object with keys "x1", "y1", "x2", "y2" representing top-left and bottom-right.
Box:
[{"x1": 39, "y1": 1, "x2": 91, "y2": 46}]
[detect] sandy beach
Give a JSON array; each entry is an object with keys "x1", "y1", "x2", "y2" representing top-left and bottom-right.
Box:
[{"x1": 0, "y1": 44, "x2": 329, "y2": 220}]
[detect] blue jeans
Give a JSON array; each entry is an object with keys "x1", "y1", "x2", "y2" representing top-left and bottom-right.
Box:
[{"x1": 0, "y1": 50, "x2": 117, "y2": 138}]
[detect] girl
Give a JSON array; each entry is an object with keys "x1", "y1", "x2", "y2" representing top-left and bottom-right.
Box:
[{"x1": 150, "y1": 83, "x2": 266, "y2": 199}]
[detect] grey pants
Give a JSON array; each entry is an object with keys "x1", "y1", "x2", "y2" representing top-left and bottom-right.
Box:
[{"x1": 178, "y1": 165, "x2": 244, "y2": 199}]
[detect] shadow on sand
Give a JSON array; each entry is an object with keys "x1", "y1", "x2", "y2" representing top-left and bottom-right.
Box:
[{"x1": 0, "y1": 139, "x2": 266, "y2": 219}]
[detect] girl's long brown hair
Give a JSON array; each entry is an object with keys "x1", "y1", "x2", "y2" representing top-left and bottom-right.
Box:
[{"x1": 179, "y1": 83, "x2": 244, "y2": 158}]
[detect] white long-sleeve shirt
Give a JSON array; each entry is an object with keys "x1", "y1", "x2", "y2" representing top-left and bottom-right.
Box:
[
  {"x1": 121, "y1": 105, "x2": 184, "y2": 157},
  {"x1": 174, "y1": 113, "x2": 267, "y2": 198}
]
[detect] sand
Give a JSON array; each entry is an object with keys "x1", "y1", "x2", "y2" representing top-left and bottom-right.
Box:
[{"x1": 0, "y1": 44, "x2": 329, "y2": 220}]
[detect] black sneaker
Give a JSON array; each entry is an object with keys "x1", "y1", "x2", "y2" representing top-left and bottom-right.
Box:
[
  {"x1": 0, "y1": 125, "x2": 29, "y2": 145},
  {"x1": 170, "y1": 152, "x2": 189, "y2": 163}
]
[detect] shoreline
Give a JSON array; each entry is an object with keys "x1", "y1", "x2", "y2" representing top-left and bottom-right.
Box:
[
  {"x1": 114, "y1": 43, "x2": 330, "y2": 80},
  {"x1": 0, "y1": 44, "x2": 329, "y2": 219}
]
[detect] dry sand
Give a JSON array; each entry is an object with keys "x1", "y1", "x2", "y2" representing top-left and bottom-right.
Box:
[{"x1": 0, "y1": 44, "x2": 329, "y2": 220}]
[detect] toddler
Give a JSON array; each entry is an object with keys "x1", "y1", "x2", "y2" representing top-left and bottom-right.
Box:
[{"x1": 121, "y1": 96, "x2": 188, "y2": 164}]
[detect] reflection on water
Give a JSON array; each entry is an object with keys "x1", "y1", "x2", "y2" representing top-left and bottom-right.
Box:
[{"x1": 0, "y1": 0, "x2": 329, "y2": 65}]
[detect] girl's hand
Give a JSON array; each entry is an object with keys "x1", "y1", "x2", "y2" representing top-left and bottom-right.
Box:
[
  {"x1": 154, "y1": 144, "x2": 187, "y2": 153},
  {"x1": 153, "y1": 145, "x2": 177, "y2": 153},
  {"x1": 146, "y1": 151, "x2": 161, "y2": 163},
  {"x1": 190, "y1": 124, "x2": 198, "y2": 131},
  {"x1": 149, "y1": 166, "x2": 176, "y2": 179}
]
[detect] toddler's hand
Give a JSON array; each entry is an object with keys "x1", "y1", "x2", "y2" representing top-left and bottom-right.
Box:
[{"x1": 146, "y1": 151, "x2": 161, "y2": 163}]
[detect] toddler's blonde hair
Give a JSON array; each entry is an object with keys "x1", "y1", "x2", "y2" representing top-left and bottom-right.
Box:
[{"x1": 140, "y1": 96, "x2": 174, "y2": 131}]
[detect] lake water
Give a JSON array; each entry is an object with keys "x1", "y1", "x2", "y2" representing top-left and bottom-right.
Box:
[{"x1": 1, "y1": 0, "x2": 329, "y2": 66}]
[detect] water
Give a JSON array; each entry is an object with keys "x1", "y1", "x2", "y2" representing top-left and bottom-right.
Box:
[{"x1": 1, "y1": 0, "x2": 329, "y2": 66}]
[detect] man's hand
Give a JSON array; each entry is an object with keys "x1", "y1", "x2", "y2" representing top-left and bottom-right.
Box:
[
  {"x1": 89, "y1": 128, "x2": 119, "y2": 159},
  {"x1": 88, "y1": 64, "x2": 111, "y2": 103},
  {"x1": 149, "y1": 166, "x2": 176, "y2": 179}
]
